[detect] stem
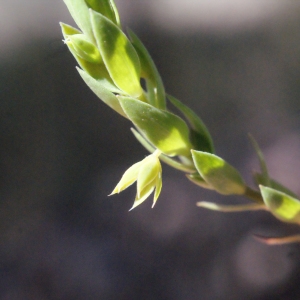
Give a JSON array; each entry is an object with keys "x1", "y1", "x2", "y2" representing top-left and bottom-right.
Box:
[{"x1": 244, "y1": 186, "x2": 264, "y2": 204}]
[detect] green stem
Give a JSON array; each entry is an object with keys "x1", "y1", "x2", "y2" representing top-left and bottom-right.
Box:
[{"x1": 244, "y1": 186, "x2": 264, "y2": 204}]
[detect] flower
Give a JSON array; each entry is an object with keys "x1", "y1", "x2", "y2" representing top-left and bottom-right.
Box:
[{"x1": 110, "y1": 150, "x2": 162, "y2": 210}]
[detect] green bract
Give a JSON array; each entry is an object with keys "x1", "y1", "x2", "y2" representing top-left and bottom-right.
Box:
[
  {"x1": 119, "y1": 96, "x2": 193, "y2": 157},
  {"x1": 90, "y1": 10, "x2": 142, "y2": 97},
  {"x1": 191, "y1": 151, "x2": 246, "y2": 195},
  {"x1": 110, "y1": 150, "x2": 162, "y2": 209},
  {"x1": 260, "y1": 185, "x2": 300, "y2": 224}
]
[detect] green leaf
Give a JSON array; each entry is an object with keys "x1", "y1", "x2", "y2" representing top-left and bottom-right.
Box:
[
  {"x1": 197, "y1": 201, "x2": 266, "y2": 212},
  {"x1": 249, "y1": 134, "x2": 270, "y2": 186},
  {"x1": 90, "y1": 10, "x2": 142, "y2": 97},
  {"x1": 191, "y1": 151, "x2": 246, "y2": 195},
  {"x1": 260, "y1": 185, "x2": 300, "y2": 224},
  {"x1": 61, "y1": 23, "x2": 118, "y2": 91},
  {"x1": 119, "y1": 97, "x2": 193, "y2": 157},
  {"x1": 62, "y1": 0, "x2": 95, "y2": 42},
  {"x1": 77, "y1": 68, "x2": 127, "y2": 117},
  {"x1": 84, "y1": 0, "x2": 120, "y2": 26},
  {"x1": 60, "y1": 22, "x2": 82, "y2": 37},
  {"x1": 128, "y1": 29, "x2": 166, "y2": 109},
  {"x1": 168, "y1": 95, "x2": 214, "y2": 153},
  {"x1": 254, "y1": 173, "x2": 298, "y2": 199},
  {"x1": 131, "y1": 128, "x2": 196, "y2": 173}
]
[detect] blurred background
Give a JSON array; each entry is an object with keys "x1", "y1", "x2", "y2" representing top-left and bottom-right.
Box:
[{"x1": 1, "y1": 0, "x2": 300, "y2": 299}]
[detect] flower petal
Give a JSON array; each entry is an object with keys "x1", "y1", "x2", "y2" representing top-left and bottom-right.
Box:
[
  {"x1": 136, "y1": 155, "x2": 160, "y2": 198},
  {"x1": 152, "y1": 171, "x2": 162, "y2": 208},
  {"x1": 129, "y1": 184, "x2": 155, "y2": 211},
  {"x1": 110, "y1": 161, "x2": 143, "y2": 195}
]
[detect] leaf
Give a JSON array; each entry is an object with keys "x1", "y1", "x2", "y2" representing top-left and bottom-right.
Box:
[
  {"x1": 249, "y1": 134, "x2": 270, "y2": 186},
  {"x1": 254, "y1": 173, "x2": 298, "y2": 199},
  {"x1": 191, "y1": 151, "x2": 246, "y2": 195},
  {"x1": 260, "y1": 185, "x2": 300, "y2": 224},
  {"x1": 62, "y1": 0, "x2": 95, "y2": 42},
  {"x1": 84, "y1": 0, "x2": 120, "y2": 26},
  {"x1": 119, "y1": 97, "x2": 193, "y2": 157},
  {"x1": 168, "y1": 94, "x2": 214, "y2": 153},
  {"x1": 77, "y1": 68, "x2": 127, "y2": 117},
  {"x1": 197, "y1": 201, "x2": 266, "y2": 212},
  {"x1": 90, "y1": 10, "x2": 142, "y2": 97},
  {"x1": 61, "y1": 23, "x2": 118, "y2": 91},
  {"x1": 60, "y1": 22, "x2": 82, "y2": 37},
  {"x1": 131, "y1": 128, "x2": 196, "y2": 173},
  {"x1": 128, "y1": 29, "x2": 166, "y2": 109}
]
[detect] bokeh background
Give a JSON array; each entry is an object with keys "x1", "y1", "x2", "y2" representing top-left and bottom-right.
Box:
[{"x1": 1, "y1": 0, "x2": 300, "y2": 299}]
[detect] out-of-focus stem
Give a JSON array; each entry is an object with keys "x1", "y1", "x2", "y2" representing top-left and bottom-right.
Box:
[{"x1": 244, "y1": 186, "x2": 264, "y2": 204}]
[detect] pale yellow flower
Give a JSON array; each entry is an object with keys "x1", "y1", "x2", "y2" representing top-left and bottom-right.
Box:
[{"x1": 110, "y1": 150, "x2": 162, "y2": 210}]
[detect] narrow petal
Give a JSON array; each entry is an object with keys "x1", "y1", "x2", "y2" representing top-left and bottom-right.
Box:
[
  {"x1": 129, "y1": 185, "x2": 155, "y2": 211},
  {"x1": 152, "y1": 172, "x2": 162, "y2": 208},
  {"x1": 110, "y1": 161, "x2": 142, "y2": 195},
  {"x1": 136, "y1": 156, "x2": 160, "y2": 198}
]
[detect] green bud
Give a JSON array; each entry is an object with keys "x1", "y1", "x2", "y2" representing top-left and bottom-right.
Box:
[{"x1": 66, "y1": 34, "x2": 102, "y2": 64}]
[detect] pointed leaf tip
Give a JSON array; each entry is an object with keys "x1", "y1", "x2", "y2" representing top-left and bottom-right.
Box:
[
  {"x1": 119, "y1": 97, "x2": 192, "y2": 157},
  {"x1": 260, "y1": 185, "x2": 300, "y2": 224},
  {"x1": 192, "y1": 150, "x2": 246, "y2": 195},
  {"x1": 90, "y1": 10, "x2": 142, "y2": 97}
]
